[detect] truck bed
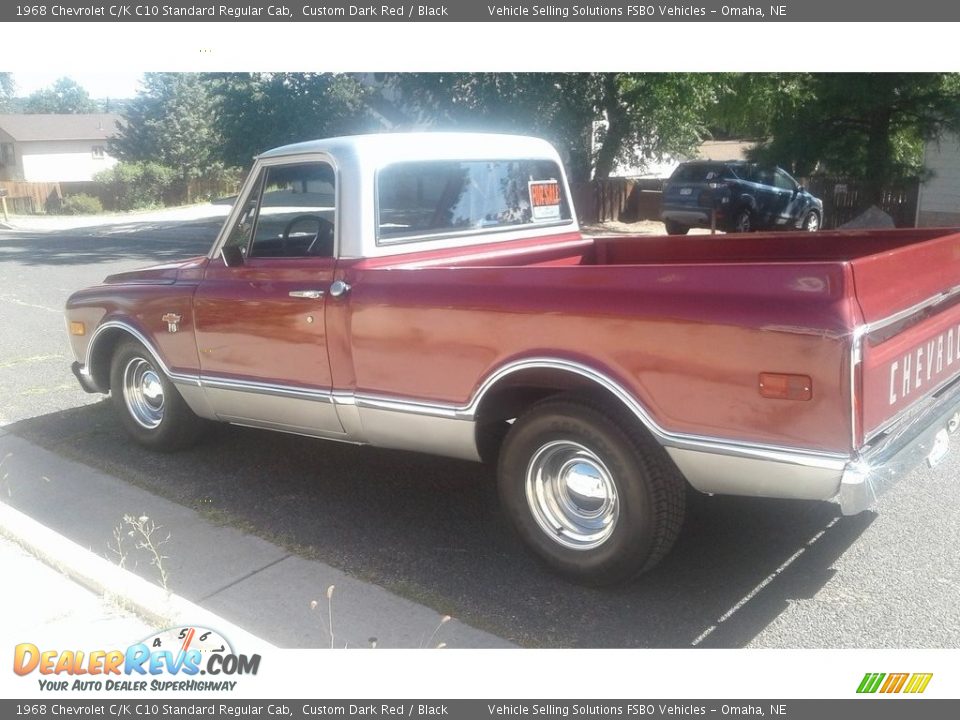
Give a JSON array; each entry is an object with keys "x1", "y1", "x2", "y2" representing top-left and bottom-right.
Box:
[{"x1": 349, "y1": 226, "x2": 960, "y2": 454}]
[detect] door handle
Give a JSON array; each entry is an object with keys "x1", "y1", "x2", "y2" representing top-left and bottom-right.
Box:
[{"x1": 289, "y1": 290, "x2": 325, "y2": 299}]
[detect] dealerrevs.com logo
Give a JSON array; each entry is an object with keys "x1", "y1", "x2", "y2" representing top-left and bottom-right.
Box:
[
  {"x1": 857, "y1": 672, "x2": 933, "y2": 694},
  {"x1": 13, "y1": 626, "x2": 261, "y2": 692}
]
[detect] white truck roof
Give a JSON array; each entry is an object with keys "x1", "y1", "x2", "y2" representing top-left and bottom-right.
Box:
[{"x1": 241, "y1": 132, "x2": 579, "y2": 259}]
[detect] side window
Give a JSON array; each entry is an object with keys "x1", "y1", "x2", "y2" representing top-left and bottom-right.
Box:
[
  {"x1": 223, "y1": 162, "x2": 336, "y2": 259},
  {"x1": 752, "y1": 167, "x2": 775, "y2": 186},
  {"x1": 773, "y1": 169, "x2": 797, "y2": 191}
]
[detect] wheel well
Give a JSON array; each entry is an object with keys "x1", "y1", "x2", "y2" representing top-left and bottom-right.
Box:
[
  {"x1": 473, "y1": 367, "x2": 651, "y2": 464},
  {"x1": 88, "y1": 328, "x2": 136, "y2": 392}
]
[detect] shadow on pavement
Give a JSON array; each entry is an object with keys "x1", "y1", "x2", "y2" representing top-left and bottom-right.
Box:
[
  {"x1": 0, "y1": 220, "x2": 221, "y2": 266},
  {"x1": 5, "y1": 402, "x2": 873, "y2": 648}
]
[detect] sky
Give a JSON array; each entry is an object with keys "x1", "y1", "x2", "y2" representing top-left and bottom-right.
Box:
[{"x1": 7, "y1": 71, "x2": 143, "y2": 99}]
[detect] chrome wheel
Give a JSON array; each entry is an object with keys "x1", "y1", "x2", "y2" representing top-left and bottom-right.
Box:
[
  {"x1": 122, "y1": 357, "x2": 165, "y2": 429},
  {"x1": 803, "y1": 212, "x2": 820, "y2": 231},
  {"x1": 525, "y1": 440, "x2": 620, "y2": 550}
]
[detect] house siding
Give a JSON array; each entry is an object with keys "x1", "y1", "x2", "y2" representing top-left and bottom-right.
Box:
[
  {"x1": 17, "y1": 139, "x2": 117, "y2": 182},
  {"x1": 918, "y1": 133, "x2": 960, "y2": 227}
]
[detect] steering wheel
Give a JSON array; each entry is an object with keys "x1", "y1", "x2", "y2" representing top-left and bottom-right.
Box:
[{"x1": 280, "y1": 214, "x2": 334, "y2": 257}]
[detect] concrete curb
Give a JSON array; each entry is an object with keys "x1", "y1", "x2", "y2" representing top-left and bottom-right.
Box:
[
  {"x1": 0, "y1": 501, "x2": 276, "y2": 650},
  {"x1": 0, "y1": 432, "x2": 513, "y2": 648}
]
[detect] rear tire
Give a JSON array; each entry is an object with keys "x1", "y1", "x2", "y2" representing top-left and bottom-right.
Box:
[
  {"x1": 732, "y1": 207, "x2": 753, "y2": 233},
  {"x1": 109, "y1": 339, "x2": 206, "y2": 451},
  {"x1": 497, "y1": 395, "x2": 686, "y2": 585}
]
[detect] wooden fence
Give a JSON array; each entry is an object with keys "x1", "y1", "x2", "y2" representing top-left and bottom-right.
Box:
[
  {"x1": 0, "y1": 181, "x2": 61, "y2": 214},
  {"x1": 571, "y1": 177, "x2": 663, "y2": 225},
  {"x1": 801, "y1": 177, "x2": 920, "y2": 229}
]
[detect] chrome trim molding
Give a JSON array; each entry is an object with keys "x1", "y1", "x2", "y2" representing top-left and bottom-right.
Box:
[
  {"x1": 356, "y1": 407, "x2": 479, "y2": 462},
  {"x1": 850, "y1": 324, "x2": 866, "y2": 450},
  {"x1": 84, "y1": 333, "x2": 848, "y2": 476},
  {"x1": 85, "y1": 321, "x2": 200, "y2": 387},
  {"x1": 201, "y1": 376, "x2": 335, "y2": 403},
  {"x1": 862, "y1": 283, "x2": 960, "y2": 335},
  {"x1": 465, "y1": 357, "x2": 850, "y2": 471}
]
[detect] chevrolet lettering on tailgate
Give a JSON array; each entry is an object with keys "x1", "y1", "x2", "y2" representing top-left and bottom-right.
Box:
[{"x1": 64, "y1": 133, "x2": 960, "y2": 585}]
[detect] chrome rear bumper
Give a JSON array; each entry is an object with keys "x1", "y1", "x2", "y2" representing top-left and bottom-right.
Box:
[{"x1": 839, "y1": 376, "x2": 960, "y2": 515}]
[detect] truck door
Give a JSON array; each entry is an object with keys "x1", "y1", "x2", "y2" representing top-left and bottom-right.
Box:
[{"x1": 193, "y1": 159, "x2": 345, "y2": 436}]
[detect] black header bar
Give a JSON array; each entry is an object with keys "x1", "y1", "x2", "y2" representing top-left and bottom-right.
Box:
[{"x1": 4, "y1": 1, "x2": 960, "y2": 22}]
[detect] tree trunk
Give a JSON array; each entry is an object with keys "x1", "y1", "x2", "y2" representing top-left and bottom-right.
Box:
[
  {"x1": 593, "y1": 74, "x2": 629, "y2": 180},
  {"x1": 863, "y1": 108, "x2": 893, "y2": 208}
]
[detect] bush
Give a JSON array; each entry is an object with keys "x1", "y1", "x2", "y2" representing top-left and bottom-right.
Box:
[
  {"x1": 94, "y1": 162, "x2": 177, "y2": 211},
  {"x1": 59, "y1": 194, "x2": 104, "y2": 215}
]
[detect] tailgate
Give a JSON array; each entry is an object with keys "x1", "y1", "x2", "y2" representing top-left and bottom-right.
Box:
[{"x1": 853, "y1": 229, "x2": 960, "y2": 441}]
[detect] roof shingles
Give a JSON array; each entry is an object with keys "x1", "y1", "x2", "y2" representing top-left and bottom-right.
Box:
[{"x1": 0, "y1": 114, "x2": 123, "y2": 142}]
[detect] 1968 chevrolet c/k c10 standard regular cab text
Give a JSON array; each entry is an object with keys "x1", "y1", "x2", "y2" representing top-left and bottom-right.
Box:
[{"x1": 65, "y1": 133, "x2": 960, "y2": 584}]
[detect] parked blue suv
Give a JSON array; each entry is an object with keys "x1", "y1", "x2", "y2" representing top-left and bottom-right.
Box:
[{"x1": 661, "y1": 161, "x2": 823, "y2": 235}]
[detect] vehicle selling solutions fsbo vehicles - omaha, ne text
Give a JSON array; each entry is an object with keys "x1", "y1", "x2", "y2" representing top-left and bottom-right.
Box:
[{"x1": 65, "y1": 133, "x2": 960, "y2": 584}]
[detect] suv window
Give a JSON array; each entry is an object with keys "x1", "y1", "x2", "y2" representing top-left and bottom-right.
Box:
[
  {"x1": 224, "y1": 162, "x2": 336, "y2": 259},
  {"x1": 773, "y1": 169, "x2": 797, "y2": 191},
  {"x1": 670, "y1": 163, "x2": 734, "y2": 183},
  {"x1": 377, "y1": 159, "x2": 571, "y2": 242}
]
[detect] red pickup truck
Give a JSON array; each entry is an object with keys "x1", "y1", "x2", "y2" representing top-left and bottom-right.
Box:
[{"x1": 65, "y1": 133, "x2": 960, "y2": 584}]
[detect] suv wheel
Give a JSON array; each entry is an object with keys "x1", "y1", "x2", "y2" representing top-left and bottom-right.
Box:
[
  {"x1": 664, "y1": 220, "x2": 689, "y2": 236},
  {"x1": 801, "y1": 210, "x2": 821, "y2": 231},
  {"x1": 733, "y1": 208, "x2": 753, "y2": 233}
]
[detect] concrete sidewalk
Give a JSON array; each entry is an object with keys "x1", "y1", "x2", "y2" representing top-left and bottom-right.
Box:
[{"x1": 0, "y1": 428, "x2": 512, "y2": 649}]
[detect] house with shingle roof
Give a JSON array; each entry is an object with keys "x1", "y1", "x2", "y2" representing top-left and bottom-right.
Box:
[{"x1": 0, "y1": 113, "x2": 122, "y2": 182}]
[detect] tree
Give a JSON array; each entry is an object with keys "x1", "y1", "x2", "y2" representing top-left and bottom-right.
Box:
[
  {"x1": 386, "y1": 73, "x2": 600, "y2": 181},
  {"x1": 386, "y1": 73, "x2": 716, "y2": 182},
  {"x1": 0, "y1": 73, "x2": 14, "y2": 111},
  {"x1": 592, "y1": 73, "x2": 716, "y2": 179},
  {"x1": 750, "y1": 73, "x2": 960, "y2": 203},
  {"x1": 23, "y1": 77, "x2": 97, "y2": 114},
  {"x1": 208, "y1": 73, "x2": 378, "y2": 168},
  {"x1": 111, "y1": 73, "x2": 220, "y2": 195}
]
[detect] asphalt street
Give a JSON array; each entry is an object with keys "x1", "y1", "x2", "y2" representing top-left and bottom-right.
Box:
[{"x1": 2, "y1": 211, "x2": 959, "y2": 649}]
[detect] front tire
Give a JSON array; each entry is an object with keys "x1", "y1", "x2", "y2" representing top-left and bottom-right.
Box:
[
  {"x1": 801, "y1": 210, "x2": 821, "y2": 231},
  {"x1": 497, "y1": 395, "x2": 685, "y2": 585},
  {"x1": 109, "y1": 339, "x2": 205, "y2": 451}
]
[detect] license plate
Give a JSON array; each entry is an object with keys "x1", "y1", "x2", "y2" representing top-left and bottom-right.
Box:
[
  {"x1": 926, "y1": 428, "x2": 949, "y2": 468},
  {"x1": 679, "y1": 188, "x2": 693, "y2": 195}
]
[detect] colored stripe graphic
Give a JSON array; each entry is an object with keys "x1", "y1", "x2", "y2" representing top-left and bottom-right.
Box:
[
  {"x1": 880, "y1": 673, "x2": 909, "y2": 693},
  {"x1": 857, "y1": 672, "x2": 932, "y2": 694},
  {"x1": 904, "y1": 673, "x2": 934, "y2": 694},
  {"x1": 857, "y1": 673, "x2": 885, "y2": 693}
]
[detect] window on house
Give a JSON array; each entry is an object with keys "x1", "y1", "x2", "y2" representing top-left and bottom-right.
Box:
[
  {"x1": 0, "y1": 143, "x2": 13, "y2": 166},
  {"x1": 92, "y1": 146, "x2": 106, "y2": 159}
]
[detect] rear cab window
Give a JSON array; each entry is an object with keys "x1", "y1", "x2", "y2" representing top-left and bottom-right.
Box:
[{"x1": 376, "y1": 159, "x2": 572, "y2": 243}]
